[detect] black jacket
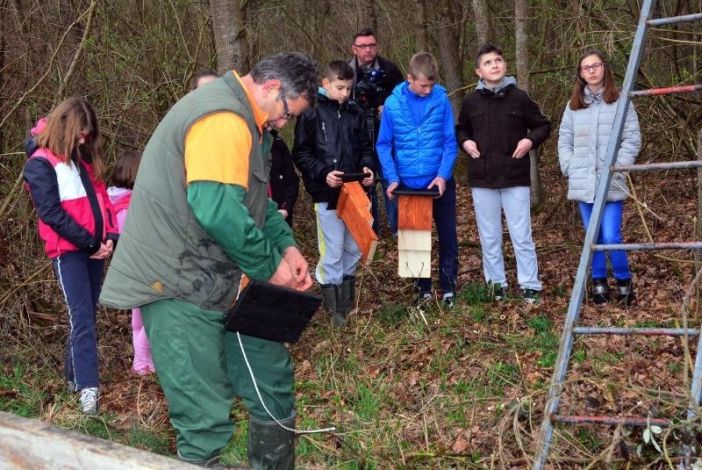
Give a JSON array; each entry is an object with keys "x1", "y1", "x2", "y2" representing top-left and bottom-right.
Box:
[
  {"x1": 292, "y1": 93, "x2": 375, "y2": 204},
  {"x1": 456, "y1": 84, "x2": 551, "y2": 188},
  {"x1": 268, "y1": 130, "x2": 299, "y2": 226}
]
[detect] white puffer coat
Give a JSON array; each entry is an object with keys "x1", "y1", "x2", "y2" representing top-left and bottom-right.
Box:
[{"x1": 557, "y1": 88, "x2": 640, "y2": 202}]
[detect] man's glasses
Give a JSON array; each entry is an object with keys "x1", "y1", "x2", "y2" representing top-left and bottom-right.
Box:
[
  {"x1": 353, "y1": 43, "x2": 377, "y2": 50},
  {"x1": 580, "y1": 62, "x2": 604, "y2": 73},
  {"x1": 278, "y1": 89, "x2": 294, "y2": 120}
]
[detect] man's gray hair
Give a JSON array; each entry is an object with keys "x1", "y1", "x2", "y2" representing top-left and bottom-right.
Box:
[{"x1": 251, "y1": 52, "x2": 319, "y2": 107}]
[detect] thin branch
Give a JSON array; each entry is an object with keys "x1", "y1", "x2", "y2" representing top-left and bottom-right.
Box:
[
  {"x1": 56, "y1": 1, "x2": 97, "y2": 101},
  {"x1": 0, "y1": 3, "x2": 94, "y2": 130}
]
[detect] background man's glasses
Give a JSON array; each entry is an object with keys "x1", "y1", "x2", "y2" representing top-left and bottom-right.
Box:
[
  {"x1": 580, "y1": 62, "x2": 604, "y2": 73},
  {"x1": 353, "y1": 43, "x2": 377, "y2": 50}
]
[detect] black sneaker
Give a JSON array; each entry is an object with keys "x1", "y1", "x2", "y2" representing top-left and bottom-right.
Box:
[
  {"x1": 442, "y1": 293, "x2": 455, "y2": 309},
  {"x1": 522, "y1": 288, "x2": 541, "y2": 304},
  {"x1": 592, "y1": 278, "x2": 609, "y2": 305},
  {"x1": 416, "y1": 292, "x2": 432, "y2": 307},
  {"x1": 491, "y1": 284, "x2": 506, "y2": 301},
  {"x1": 615, "y1": 279, "x2": 635, "y2": 306}
]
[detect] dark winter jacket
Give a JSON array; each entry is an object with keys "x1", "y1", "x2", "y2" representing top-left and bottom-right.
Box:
[
  {"x1": 292, "y1": 91, "x2": 375, "y2": 205},
  {"x1": 456, "y1": 78, "x2": 551, "y2": 188},
  {"x1": 268, "y1": 130, "x2": 299, "y2": 226}
]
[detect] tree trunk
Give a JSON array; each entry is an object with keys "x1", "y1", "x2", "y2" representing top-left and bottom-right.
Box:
[
  {"x1": 515, "y1": 0, "x2": 541, "y2": 207},
  {"x1": 415, "y1": 0, "x2": 428, "y2": 51},
  {"x1": 360, "y1": 0, "x2": 377, "y2": 33},
  {"x1": 209, "y1": 0, "x2": 249, "y2": 73},
  {"x1": 472, "y1": 0, "x2": 490, "y2": 46},
  {"x1": 436, "y1": 0, "x2": 463, "y2": 113}
]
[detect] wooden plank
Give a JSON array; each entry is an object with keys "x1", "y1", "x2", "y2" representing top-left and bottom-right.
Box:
[
  {"x1": 337, "y1": 182, "x2": 378, "y2": 263},
  {"x1": 398, "y1": 195, "x2": 433, "y2": 230},
  {"x1": 398, "y1": 248, "x2": 432, "y2": 278},
  {"x1": 0, "y1": 411, "x2": 203, "y2": 469},
  {"x1": 397, "y1": 228, "x2": 432, "y2": 278},
  {"x1": 397, "y1": 229, "x2": 431, "y2": 251}
]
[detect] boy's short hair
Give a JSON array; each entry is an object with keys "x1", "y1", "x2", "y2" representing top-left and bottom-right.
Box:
[
  {"x1": 325, "y1": 60, "x2": 354, "y2": 81},
  {"x1": 353, "y1": 27, "x2": 375, "y2": 42},
  {"x1": 408, "y1": 52, "x2": 438, "y2": 81},
  {"x1": 476, "y1": 43, "x2": 503, "y2": 66}
]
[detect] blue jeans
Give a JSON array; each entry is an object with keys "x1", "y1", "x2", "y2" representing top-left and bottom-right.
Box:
[
  {"x1": 411, "y1": 178, "x2": 458, "y2": 295},
  {"x1": 371, "y1": 173, "x2": 398, "y2": 236},
  {"x1": 579, "y1": 201, "x2": 631, "y2": 281},
  {"x1": 52, "y1": 251, "x2": 104, "y2": 390}
]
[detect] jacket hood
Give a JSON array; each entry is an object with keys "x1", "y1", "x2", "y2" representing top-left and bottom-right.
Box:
[
  {"x1": 392, "y1": 81, "x2": 448, "y2": 101},
  {"x1": 107, "y1": 186, "x2": 131, "y2": 203},
  {"x1": 476, "y1": 75, "x2": 517, "y2": 94},
  {"x1": 31, "y1": 117, "x2": 48, "y2": 136}
]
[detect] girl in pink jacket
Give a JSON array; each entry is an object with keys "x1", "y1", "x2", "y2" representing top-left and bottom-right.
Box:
[{"x1": 108, "y1": 150, "x2": 155, "y2": 375}]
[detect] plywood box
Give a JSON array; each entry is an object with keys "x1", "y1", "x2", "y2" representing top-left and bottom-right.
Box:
[{"x1": 337, "y1": 182, "x2": 378, "y2": 262}]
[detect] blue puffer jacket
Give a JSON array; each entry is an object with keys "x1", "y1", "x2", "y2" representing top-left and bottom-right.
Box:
[{"x1": 376, "y1": 81, "x2": 457, "y2": 189}]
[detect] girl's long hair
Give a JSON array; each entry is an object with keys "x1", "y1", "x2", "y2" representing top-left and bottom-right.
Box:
[
  {"x1": 569, "y1": 49, "x2": 620, "y2": 111},
  {"x1": 36, "y1": 96, "x2": 104, "y2": 179}
]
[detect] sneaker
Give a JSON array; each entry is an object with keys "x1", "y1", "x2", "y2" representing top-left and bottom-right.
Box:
[
  {"x1": 442, "y1": 293, "x2": 454, "y2": 309},
  {"x1": 80, "y1": 387, "x2": 99, "y2": 415},
  {"x1": 416, "y1": 292, "x2": 432, "y2": 307},
  {"x1": 615, "y1": 279, "x2": 635, "y2": 306},
  {"x1": 492, "y1": 284, "x2": 506, "y2": 301},
  {"x1": 522, "y1": 288, "x2": 541, "y2": 304},
  {"x1": 592, "y1": 278, "x2": 609, "y2": 305}
]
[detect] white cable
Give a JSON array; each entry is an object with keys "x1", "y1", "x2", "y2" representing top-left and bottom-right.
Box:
[{"x1": 236, "y1": 331, "x2": 336, "y2": 434}]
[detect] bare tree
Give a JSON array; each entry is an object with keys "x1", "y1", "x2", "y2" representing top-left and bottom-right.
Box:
[
  {"x1": 515, "y1": 0, "x2": 541, "y2": 206},
  {"x1": 360, "y1": 0, "x2": 377, "y2": 32},
  {"x1": 209, "y1": 0, "x2": 249, "y2": 73},
  {"x1": 435, "y1": 0, "x2": 463, "y2": 112},
  {"x1": 472, "y1": 0, "x2": 490, "y2": 46},
  {"x1": 415, "y1": 0, "x2": 428, "y2": 51}
]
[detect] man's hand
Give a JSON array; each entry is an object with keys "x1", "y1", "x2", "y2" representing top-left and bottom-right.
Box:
[
  {"x1": 512, "y1": 138, "x2": 533, "y2": 159},
  {"x1": 268, "y1": 257, "x2": 295, "y2": 288},
  {"x1": 90, "y1": 240, "x2": 113, "y2": 259},
  {"x1": 386, "y1": 181, "x2": 399, "y2": 200},
  {"x1": 361, "y1": 167, "x2": 374, "y2": 187},
  {"x1": 428, "y1": 176, "x2": 446, "y2": 197},
  {"x1": 462, "y1": 140, "x2": 480, "y2": 159},
  {"x1": 277, "y1": 208, "x2": 289, "y2": 219},
  {"x1": 377, "y1": 105, "x2": 384, "y2": 116},
  {"x1": 283, "y1": 246, "x2": 313, "y2": 291},
  {"x1": 326, "y1": 170, "x2": 343, "y2": 188}
]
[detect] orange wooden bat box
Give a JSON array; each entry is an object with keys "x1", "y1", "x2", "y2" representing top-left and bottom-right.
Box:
[
  {"x1": 336, "y1": 182, "x2": 378, "y2": 262},
  {"x1": 398, "y1": 195, "x2": 433, "y2": 230}
]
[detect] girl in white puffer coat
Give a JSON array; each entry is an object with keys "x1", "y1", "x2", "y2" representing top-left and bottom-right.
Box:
[{"x1": 558, "y1": 48, "x2": 641, "y2": 306}]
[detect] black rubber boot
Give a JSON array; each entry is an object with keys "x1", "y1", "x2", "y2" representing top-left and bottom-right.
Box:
[
  {"x1": 615, "y1": 278, "x2": 635, "y2": 305},
  {"x1": 591, "y1": 278, "x2": 609, "y2": 305},
  {"x1": 338, "y1": 276, "x2": 356, "y2": 323},
  {"x1": 321, "y1": 284, "x2": 345, "y2": 326},
  {"x1": 248, "y1": 414, "x2": 295, "y2": 470}
]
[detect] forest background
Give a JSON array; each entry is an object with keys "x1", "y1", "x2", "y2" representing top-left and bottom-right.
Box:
[{"x1": 2, "y1": 0, "x2": 702, "y2": 467}]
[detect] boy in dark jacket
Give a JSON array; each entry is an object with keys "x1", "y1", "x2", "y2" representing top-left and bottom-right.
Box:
[
  {"x1": 293, "y1": 61, "x2": 375, "y2": 326},
  {"x1": 456, "y1": 43, "x2": 551, "y2": 303}
]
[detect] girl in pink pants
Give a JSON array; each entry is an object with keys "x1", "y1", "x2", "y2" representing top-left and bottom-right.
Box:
[{"x1": 108, "y1": 150, "x2": 155, "y2": 375}]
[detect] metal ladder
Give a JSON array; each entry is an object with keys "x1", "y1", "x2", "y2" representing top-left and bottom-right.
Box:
[{"x1": 534, "y1": 1, "x2": 702, "y2": 467}]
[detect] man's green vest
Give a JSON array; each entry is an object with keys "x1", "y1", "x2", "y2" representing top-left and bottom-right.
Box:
[{"x1": 101, "y1": 72, "x2": 270, "y2": 312}]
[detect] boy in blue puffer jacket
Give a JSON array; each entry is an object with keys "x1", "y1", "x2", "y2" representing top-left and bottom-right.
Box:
[{"x1": 376, "y1": 52, "x2": 459, "y2": 308}]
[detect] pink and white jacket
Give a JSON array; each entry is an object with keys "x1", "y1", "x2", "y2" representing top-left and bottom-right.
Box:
[{"x1": 23, "y1": 123, "x2": 118, "y2": 258}]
